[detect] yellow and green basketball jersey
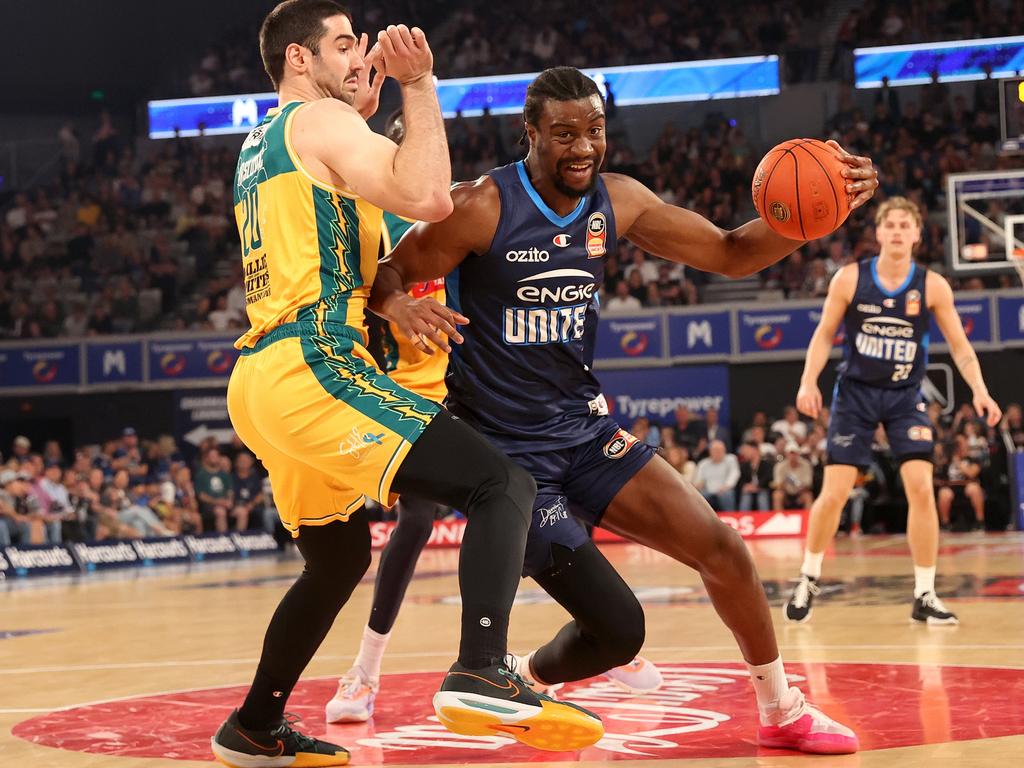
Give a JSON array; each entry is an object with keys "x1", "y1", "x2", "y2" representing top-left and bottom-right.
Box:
[
  {"x1": 232, "y1": 100, "x2": 384, "y2": 350},
  {"x1": 378, "y1": 211, "x2": 449, "y2": 403}
]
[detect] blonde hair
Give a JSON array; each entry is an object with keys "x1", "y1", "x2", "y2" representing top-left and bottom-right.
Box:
[{"x1": 874, "y1": 196, "x2": 922, "y2": 228}]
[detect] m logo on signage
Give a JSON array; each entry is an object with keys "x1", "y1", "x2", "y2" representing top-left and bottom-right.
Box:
[
  {"x1": 687, "y1": 320, "x2": 713, "y2": 349},
  {"x1": 103, "y1": 350, "x2": 126, "y2": 376}
]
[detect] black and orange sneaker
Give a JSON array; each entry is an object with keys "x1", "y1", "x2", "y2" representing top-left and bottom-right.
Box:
[
  {"x1": 211, "y1": 709, "x2": 349, "y2": 767},
  {"x1": 432, "y1": 658, "x2": 603, "y2": 751}
]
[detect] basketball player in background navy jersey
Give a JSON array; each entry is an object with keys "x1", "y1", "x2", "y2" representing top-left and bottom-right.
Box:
[
  {"x1": 372, "y1": 67, "x2": 879, "y2": 754},
  {"x1": 784, "y1": 197, "x2": 1001, "y2": 625}
]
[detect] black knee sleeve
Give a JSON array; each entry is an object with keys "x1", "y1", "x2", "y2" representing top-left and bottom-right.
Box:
[{"x1": 531, "y1": 542, "x2": 646, "y2": 682}]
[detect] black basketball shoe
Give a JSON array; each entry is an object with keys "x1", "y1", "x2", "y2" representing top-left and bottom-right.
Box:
[
  {"x1": 433, "y1": 657, "x2": 604, "y2": 751},
  {"x1": 211, "y1": 709, "x2": 349, "y2": 767},
  {"x1": 911, "y1": 592, "x2": 959, "y2": 625},
  {"x1": 784, "y1": 574, "x2": 821, "y2": 623}
]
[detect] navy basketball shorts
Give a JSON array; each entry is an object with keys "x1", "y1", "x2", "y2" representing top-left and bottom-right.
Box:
[
  {"x1": 826, "y1": 377, "x2": 934, "y2": 468},
  {"x1": 507, "y1": 417, "x2": 656, "y2": 577}
]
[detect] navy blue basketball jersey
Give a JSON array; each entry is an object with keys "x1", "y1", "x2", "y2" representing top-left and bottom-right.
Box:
[
  {"x1": 445, "y1": 161, "x2": 617, "y2": 453},
  {"x1": 837, "y1": 257, "x2": 929, "y2": 388}
]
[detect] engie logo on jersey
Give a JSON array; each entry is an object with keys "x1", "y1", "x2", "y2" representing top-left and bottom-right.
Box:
[
  {"x1": 603, "y1": 428, "x2": 639, "y2": 459},
  {"x1": 587, "y1": 213, "x2": 607, "y2": 258},
  {"x1": 905, "y1": 290, "x2": 921, "y2": 317}
]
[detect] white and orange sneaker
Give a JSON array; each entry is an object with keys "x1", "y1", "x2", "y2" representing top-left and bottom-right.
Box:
[
  {"x1": 325, "y1": 666, "x2": 379, "y2": 724},
  {"x1": 757, "y1": 687, "x2": 859, "y2": 754},
  {"x1": 603, "y1": 657, "x2": 664, "y2": 693}
]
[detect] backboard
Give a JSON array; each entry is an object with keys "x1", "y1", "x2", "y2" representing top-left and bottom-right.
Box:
[{"x1": 947, "y1": 169, "x2": 1024, "y2": 281}]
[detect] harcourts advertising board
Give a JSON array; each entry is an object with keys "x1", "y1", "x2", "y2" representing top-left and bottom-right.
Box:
[{"x1": 597, "y1": 365, "x2": 729, "y2": 427}]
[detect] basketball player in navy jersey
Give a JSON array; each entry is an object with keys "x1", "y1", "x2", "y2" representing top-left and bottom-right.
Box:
[
  {"x1": 372, "y1": 67, "x2": 878, "y2": 754},
  {"x1": 784, "y1": 197, "x2": 1001, "y2": 625}
]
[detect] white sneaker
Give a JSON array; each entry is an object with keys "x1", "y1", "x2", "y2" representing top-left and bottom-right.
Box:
[
  {"x1": 512, "y1": 652, "x2": 564, "y2": 698},
  {"x1": 602, "y1": 656, "x2": 664, "y2": 692},
  {"x1": 325, "y1": 666, "x2": 379, "y2": 723}
]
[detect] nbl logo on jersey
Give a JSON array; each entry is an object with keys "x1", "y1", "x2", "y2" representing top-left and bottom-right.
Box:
[
  {"x1": 603, "y1": 429, "x2": 639, "y2": 459},
  {"x1": 586, "y1": 213, "x2": 607, "y2": 258}
]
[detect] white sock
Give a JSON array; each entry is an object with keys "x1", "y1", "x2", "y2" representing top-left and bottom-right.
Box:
[
  {"x1": 747, "y1": 656, "x2": 790, "y2": 723},
  {"x1": 801, "y1": 550, "x2": 824, "y2": 580},
  {"x1": 352, "y1": 625, "x2": 390, "y2": 681},
  {"x1": 520, "y1": 650, "x2": 552, "y2": 687},
  {"x1": 914, "y1": 566, "x2": 936, "y2": 599}
]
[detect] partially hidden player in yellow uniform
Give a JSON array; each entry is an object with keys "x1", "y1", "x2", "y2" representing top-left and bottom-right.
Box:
[{"x1": 212, "y1": 3, "x2": 603, "y2": 766}]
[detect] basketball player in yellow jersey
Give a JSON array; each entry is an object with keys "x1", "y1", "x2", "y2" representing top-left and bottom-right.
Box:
[{"x1": 213, "y1": 3, "x2": 604, "y2": 766}]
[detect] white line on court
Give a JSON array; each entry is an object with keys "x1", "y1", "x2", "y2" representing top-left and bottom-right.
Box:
[{"x1": 2, "y1": 644, "x2": 1023, "y2": 675}]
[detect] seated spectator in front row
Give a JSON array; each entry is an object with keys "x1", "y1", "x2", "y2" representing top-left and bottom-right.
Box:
[
  {"x1": 737, "y1": 442, "x2": 773, "y2": 511},
  {"x1": 936, "y1": 438, "x2": 985, "y2": 530},
  {"x1": 195, "y1": 447, "x2": 234, "y2": 532},
  {"x1": 232, "y1": 452, "x2": 264, "y2": 530},
  {"x1": 772, "y1": 442, "x2": 813, "y2": 510},
  {"x1": 693, "y1": 440, "x2": 740, "y2": 511}
]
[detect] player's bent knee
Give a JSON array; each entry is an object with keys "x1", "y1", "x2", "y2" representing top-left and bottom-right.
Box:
[
  {"x1": 607, "y1": 602, "x2": 646, "y2": 666},
  {"x1": 701, "y1": 521, "x2": 749, "y2": 575}
]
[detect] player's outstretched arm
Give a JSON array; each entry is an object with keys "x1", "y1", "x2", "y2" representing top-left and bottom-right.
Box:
[
  {"x1": 928, "y1": 272, "x2": 1002, "y2": 426},
  {"x1": 606, "y1": 142, "x2": 877, "y2": 278},
  {"x1": 295, "y1": 25, "x2": 452, "y2": 221},
  {"x1": 369, "y1": 179, "x2": 497, "y2": 353},
  {"x1": 796, "y1": 265, "x2": 856, "y2": 419}
]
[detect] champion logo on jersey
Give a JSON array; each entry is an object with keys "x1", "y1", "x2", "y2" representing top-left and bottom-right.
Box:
[
  {"x1": 883, "y1": 298, "x2": 896, "y2": 308},
  {"x1": 552, "y1": 233, "x2": 572, "y2": 247},
  {"x1": 586, "y1": 212, "x2": 607, "y2": 258}
]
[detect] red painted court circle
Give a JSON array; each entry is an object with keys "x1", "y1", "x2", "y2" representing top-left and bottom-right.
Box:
[{"x1": 13, "y1": 662, "x2": 1024, "y2": 762}]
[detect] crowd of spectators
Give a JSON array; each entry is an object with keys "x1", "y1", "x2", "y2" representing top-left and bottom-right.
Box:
[
  {"x1": 4, "y1": 396, "x2": 1018, "y2": 547},
  {"x1": 628, "y1": 399, "x2": 1022, "y2": 533},
  {"x1": 4, "y1": 1, "x2": 1024, "y2": 338},
  {"x1": 175, "y1": 0, "x2": 825, "y2": 100},
  {"x1": 0, "y1": 430, "x2": 277, "y2": 547}
]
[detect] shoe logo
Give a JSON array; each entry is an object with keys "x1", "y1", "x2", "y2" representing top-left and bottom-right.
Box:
[
  {"x1": 450, "y1": 672, "x2": 520, "y2": 697},
  {"x1": 234, "y1": 729, "x2": 285, "y2": 756}
]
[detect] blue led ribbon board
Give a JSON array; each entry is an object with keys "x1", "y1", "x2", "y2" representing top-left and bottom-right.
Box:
[
  {"x1": 435, "y1": 56, "x2": 780, "y2": 118},
  {"x1": 148, "y1": 56, "x2": 779, "y2": 138},
  {"x1": 855, "y1": 35, "x2": 1024, "y2": 88}
]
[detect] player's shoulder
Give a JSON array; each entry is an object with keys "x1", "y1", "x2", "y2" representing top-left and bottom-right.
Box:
[
  {"x1": 600, "y1": 172, "x2": 649, "y2": 197},
  {"x1": 924, "y1": 266, "x2": 953, "y2": 303},
  {"x1": 829, "y1": 261, "x2": 860, "y2": 294},
  {"x1": 450, "y1": 175, "x2": 501, "y2": 221},
  {"x1": 290, "y1": 98, "x2": 364, "y2": 135}
]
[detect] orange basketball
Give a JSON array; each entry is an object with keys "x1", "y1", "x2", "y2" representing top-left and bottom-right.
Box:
[{"x1": 751, "y1": 138, "x2": 851, "y2": 240}]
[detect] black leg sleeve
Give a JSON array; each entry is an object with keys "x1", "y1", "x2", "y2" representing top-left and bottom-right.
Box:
[
  {"x1": 530, "y1": 541, "x2": 646, "y2": 684},
  {"x1": 393, "y1": 410, "x2": 534, "y2": 668}
]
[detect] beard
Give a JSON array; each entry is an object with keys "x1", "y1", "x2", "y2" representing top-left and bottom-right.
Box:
[{"x1": 552, "y1": 162, "x2": 601, "y2": 198}]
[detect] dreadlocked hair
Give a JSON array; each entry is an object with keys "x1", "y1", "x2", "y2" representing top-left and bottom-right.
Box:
[{"x1": 519, "y1": 67, "x2": 603, "y2": 145}]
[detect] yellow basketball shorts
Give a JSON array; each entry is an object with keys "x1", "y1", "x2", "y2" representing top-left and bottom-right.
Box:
[{"x1": 227, "y1": 321, "x2": 440, "y2": 536}]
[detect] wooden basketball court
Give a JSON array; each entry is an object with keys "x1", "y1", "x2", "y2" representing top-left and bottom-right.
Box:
[{"x1": 3, "y1": 532, "x2": 1023, "y2": 767}]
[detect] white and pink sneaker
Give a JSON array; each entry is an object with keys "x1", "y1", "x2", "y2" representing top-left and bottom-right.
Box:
[
  {"x1": 325, "y1": 666, "x2": 379, "y2": 723},
  {"x1": 757, "y1": 687, "x2": 859, "y2": 754},
  {"x1": 603, "y1": 657, "x2": 664, "y2": 693}
]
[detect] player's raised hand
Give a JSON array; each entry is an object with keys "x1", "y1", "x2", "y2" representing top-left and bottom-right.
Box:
[
  {"x1": 825, "y1": 139, "x2": 879, "y2": 210},
  {"x1": 973, "y1": 391, "x2": 1002, "y2": 428},
  {"x1": 353, "y1": 34, "x2": 385, "y2": 119},
  {"x1": 796, "y1": 382, "x2": 823, "y2": 419},
  {"x1": 388, "y1": 294, "x2": 468, "y2": 354},
  {"x1": 376, "y1": 24, "x2": 433, "y2": 85}
]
